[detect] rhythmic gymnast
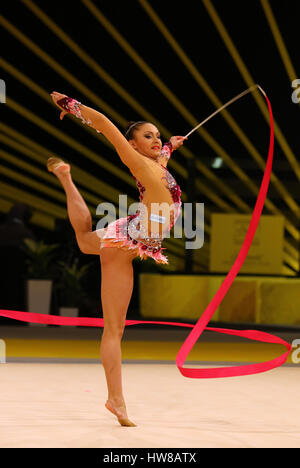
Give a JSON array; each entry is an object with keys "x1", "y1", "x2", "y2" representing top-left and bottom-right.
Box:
[{"x1": 48, "y1": 91, "x2": 186, "y2": 427}]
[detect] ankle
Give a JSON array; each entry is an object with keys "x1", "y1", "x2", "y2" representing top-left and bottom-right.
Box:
[
  {"x1": 57, "y1": 170, "x2": 71, "y2": 181},
  {"x1": 108, "y1": 396, "x2": 125, "y2": 405},
  {"x1": 57, "y1": 173, "x2": 72, "y2": 188}
]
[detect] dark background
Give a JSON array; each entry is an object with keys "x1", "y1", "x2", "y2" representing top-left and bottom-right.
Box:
[{"x1": 1, "y1": 0, "x2": 300, "y2": 323}]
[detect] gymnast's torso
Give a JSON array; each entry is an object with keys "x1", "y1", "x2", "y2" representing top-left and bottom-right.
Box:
[
  {"x1": 102, "y1": 143, "x2": 182, "y2": 264},
  {"x1": 130, "y1": 144, "x2": 182, "y2": 239}
]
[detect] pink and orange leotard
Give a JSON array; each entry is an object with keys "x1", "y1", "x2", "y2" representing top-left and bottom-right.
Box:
[{"x1": 101, "y1": 142, "x2": 182, "y2": 263}]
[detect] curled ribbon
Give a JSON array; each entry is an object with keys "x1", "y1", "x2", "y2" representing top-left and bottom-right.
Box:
[{"x1": 0, "y1": 87, "x2": 292, "y2": 377}]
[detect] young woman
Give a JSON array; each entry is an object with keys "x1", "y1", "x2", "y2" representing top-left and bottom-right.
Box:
[{"x1": 48, "y1": 91, "x2": 186, "y2": 427}]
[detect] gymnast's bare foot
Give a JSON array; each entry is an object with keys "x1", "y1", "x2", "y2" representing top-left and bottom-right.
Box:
[
  {"x1": 47, "y1": 157, "x2": 70, "y2": 177},
  {"x1": 105, "y1": 398, "x2": 137, "y2": 427}
]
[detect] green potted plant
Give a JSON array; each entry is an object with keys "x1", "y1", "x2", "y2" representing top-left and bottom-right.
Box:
[
  {"x1": 21, "y1": 238, "x2": 60, "y2": 326},
  {"x1": 55, "y1": 258, "x2": 91, "y2": 317}
]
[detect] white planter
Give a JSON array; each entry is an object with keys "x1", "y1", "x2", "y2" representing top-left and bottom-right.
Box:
[{"x1": 27, "y1": 279, "x2": 53, "y2": 327}]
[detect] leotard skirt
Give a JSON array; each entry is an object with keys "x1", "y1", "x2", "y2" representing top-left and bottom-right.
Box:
[{"x1": 100, "y1": 214, "x2": 169, "y2": 264}]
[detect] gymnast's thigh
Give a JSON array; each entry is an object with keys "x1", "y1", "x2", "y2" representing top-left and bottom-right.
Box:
[{"x1": 99, "y1": 245, "x2": 138, "y2": 265}]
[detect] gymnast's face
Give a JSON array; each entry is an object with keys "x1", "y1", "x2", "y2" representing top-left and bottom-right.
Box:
[{"x1": 129, "y1": 123, "x2": 162, "y2": 160}]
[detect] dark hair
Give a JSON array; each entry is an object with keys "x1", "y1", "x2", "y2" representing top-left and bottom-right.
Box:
[{"x1": 124, "y1": 121, "x2": 149, "y2": 140}]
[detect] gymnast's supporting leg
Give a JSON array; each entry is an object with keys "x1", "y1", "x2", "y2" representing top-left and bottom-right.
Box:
[{"x1": 100, "y1": 247, "x2": 136, "y2": 427}]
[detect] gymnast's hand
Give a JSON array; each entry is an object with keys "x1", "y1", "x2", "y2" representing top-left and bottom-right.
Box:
[
  {"x1": 169, "y1": 135, "x2": 187, "y2": 150},
  {"x1": 50, "y1": 91, "x2": 69, "y2": 120}
]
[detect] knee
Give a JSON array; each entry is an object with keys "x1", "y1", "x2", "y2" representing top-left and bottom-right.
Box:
[
  {"x1": 76, "y1": 232, "x2": 94, "y2": 255},
  {"x1": 103, "y1": 324, "x2": 125, "y2": 340},
  {"x1": 78, "y1": 242, "x2": 90, "y2": 255},
  {"x1": 76, "y1": 232, "x2": 87, "y2": 254}
]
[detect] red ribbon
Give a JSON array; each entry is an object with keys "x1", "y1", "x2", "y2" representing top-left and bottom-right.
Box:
[{"x1": 0, "y1": 91, "x2": 292, "y2": 377}]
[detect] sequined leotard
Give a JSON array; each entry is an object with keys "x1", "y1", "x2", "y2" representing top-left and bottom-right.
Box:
[{"x1": 100, "y1": 143, "x2": 182, "y2": 264}]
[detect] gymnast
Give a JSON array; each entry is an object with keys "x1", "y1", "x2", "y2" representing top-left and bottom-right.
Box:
[{"x1": 48, "y1": 91, "x2": 186, "y2": 426}]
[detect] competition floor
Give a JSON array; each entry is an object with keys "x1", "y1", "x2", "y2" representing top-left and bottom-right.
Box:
[{"x1": 0, "y1": 324, "x2": 299, "y2": 448}]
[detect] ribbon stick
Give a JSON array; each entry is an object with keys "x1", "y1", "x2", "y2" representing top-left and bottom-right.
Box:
[
  {"x1": 184, "y1": 84, "x2": 265, "y2": 138},
  {"x1": 0, "y1": 86, "x2": 292, "y2": 377}
]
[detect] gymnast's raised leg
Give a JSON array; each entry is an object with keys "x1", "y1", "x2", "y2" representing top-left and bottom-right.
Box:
[{"x1": 47, "y1": 158, "x2": 101, "y2": 255}]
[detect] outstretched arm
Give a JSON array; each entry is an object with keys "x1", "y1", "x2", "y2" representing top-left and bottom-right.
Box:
[{"x1": 50, "y1": 92, "x2": 146, "y2": 174}]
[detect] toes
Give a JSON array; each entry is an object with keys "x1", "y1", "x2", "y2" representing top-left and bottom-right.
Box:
[{"x1": 118, "y1": 418, "x2": 137, "y2": 427}]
